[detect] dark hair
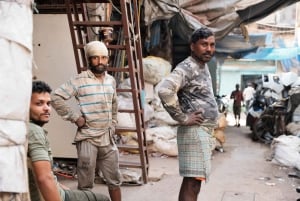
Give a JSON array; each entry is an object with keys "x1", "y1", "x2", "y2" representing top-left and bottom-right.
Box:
[
  {"x1": 32, "y1": 81, "x2": 52, "y2": 93},
  {"x1": 190, "y1": 27, "x2": 214, "y2": 44}
]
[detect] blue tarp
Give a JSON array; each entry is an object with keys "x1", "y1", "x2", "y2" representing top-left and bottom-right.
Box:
[
  {"x1": 243, "y1": 47, "x2": 299, "y2": 60},
  {"x1": 215, "y1": 33, "x2": 272, "y2": 59}
]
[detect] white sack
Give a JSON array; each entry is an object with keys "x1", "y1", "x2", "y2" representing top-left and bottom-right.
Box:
[
  {"x1": 117, "y1": 112, "x2": 136, "y2": 128},
  {"x1": 142, "y1": 56, "x2": 172, "y2": 85},
  {"x1": 0, "y1": 0, "x2": 33, "y2": 193},
  {"x1": 146, "y1": 126, "x2": 177, "y2": 141},
  {"x1": 146, "y1": 126, "x2": 178, "y2": 156},
  {"x1": 118, "y1": 96, "x2": 155, "y2": 123},
  {"x1": 271, "y1": 135, "x2": 300, "y2": 170},
  {"x1": 152, "y1": 111, "x2": 179, "y2": 126},
  {"x1": 118, "y1": 79, "x2": 155, "y2": 104},
  {"x1": 0, "y1": 1, "x2": 33, "y2": 51},
  {"x1": 286, "y1": 122, "x2": 300, "y2": 136},
  {"x1": 118, "y1": 78, "x2": 132, "y2": 98},
  {"x1": 153, "y1": 138, "x2": 178, "y2": 156}
]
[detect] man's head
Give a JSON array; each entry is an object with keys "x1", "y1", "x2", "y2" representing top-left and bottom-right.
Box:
[
  {"x1": 190, "y1": 27, "x2": 215, "y2": 64},
  {"x1": 85, "y1": 41, "x2": 109, "y2": 75},
  {"x1": 235, "y1": 84, "x2": 240, "y2": 90},
  {"x1": 247, "y1": 82, "x2": 254, "y2": 88},
  {"x1": 30, "y1": 81, "x2": 52, "y2": 126}
]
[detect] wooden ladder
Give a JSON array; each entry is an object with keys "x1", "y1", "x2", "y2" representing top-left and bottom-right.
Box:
[{"x1": 65, "y1": 0, "x2": 149, "y2": 184}]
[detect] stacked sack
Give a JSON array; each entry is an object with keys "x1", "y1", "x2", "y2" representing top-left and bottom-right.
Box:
[{"x1": 213, "y1": 113, "x2": 227, "y2": 152}]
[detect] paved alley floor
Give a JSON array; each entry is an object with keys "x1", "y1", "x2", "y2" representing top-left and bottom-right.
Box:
[{"x1": 59, "y1": 113, "x2": 300, "y2": 201}]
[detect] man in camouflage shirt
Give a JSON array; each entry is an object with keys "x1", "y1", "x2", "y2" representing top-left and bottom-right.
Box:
[{"x1": 158, "y1": 27, "x2": 218, "y2": 201}]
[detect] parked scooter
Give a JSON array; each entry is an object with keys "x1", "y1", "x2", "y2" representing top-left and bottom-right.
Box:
[
  {"x1": 252, "y1": 97, "x2": 288, "y2": 143},
  {"x1": 251, "y1": 72, "x2": 299, "y2": 144},
  {"x1": 246, "y1": 87, "x2": 276, "y2": 132}
]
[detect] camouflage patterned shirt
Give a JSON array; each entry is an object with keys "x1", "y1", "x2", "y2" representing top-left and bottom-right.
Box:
[{"x1": 158, "y1": 56, "x2": 218, "y2": 124}]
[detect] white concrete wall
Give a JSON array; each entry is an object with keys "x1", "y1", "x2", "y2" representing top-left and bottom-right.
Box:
[
  {"x1": 33, "y1": 14, "x2": 78, "y2": 158},
  {"x1": 218, "y1": 60, "x2": 276, "y2": 96}
]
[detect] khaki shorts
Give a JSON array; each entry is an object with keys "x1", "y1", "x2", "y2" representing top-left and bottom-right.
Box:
[{"x1": 76, "y1": 140, "x2": 122, "y2": 190}]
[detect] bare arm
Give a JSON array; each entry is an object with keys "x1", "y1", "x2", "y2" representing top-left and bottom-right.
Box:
[{"x1": 32, "y1": 161, "x2": 61, "y2": 201}]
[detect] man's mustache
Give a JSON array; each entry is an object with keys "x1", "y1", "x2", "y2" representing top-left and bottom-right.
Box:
[{"x1": 91, "y1": 63, "x2": 109, "y2": 68}]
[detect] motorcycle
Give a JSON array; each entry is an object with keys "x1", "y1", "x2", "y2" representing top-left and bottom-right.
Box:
[
  {"x1": 246, "y1": 87, "x2": 276, "y2": 132},
  {"x1": 252, "y1": 98, "x2": 288, "y2": 143},
  {"x1": 251, "y1": 72, "x2": 299, "y2": 144}
]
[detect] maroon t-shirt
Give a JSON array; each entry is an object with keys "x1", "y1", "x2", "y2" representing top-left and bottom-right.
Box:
[{"x1": 230, "y1": 90, "x2": 243, "y2": 106}]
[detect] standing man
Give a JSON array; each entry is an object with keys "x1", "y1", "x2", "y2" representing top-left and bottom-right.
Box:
[
  {"x1": 158, "y1": 27, "x2": 218, "y2": 201},
  {"x1": 51, "y1": 41, "x2": 122, "y2": 201},
  {"x1": 243, "y1": 82, "x2": 256, "y2": 113},
  {"x1": 28, "y1": 80, "x2": 110, "y2": 201},
  {"x1": 230, "y1": 84, "x2": 244, "y2": 127}
]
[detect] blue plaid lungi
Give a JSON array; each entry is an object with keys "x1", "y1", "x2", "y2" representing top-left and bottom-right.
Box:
[{"x1": 177, "y1": 125, "x2": 214, "y2": 181}]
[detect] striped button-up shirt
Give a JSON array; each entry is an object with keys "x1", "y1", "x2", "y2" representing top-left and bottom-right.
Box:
[{"x1": 51, "y1": 70, "x2": 118, "y2": 146}]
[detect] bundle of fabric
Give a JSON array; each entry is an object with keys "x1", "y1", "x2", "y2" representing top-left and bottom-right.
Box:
[
  {"x1": 0, "y1": 0, "x2": 33, "y2": 200},
  {"x1": 213, "y1": 113, "x2": 227, "y2": 152}
]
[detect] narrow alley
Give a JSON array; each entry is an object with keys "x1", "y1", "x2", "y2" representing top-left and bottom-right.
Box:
[{"x1": 59, "y1": 113, "x2": 300, "y2": 201}]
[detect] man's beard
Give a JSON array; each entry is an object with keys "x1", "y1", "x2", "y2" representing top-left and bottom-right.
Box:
[
  {"x1": 31, "y1": 119, "x2": 48, "y2": 127},
  {"x1": 90, "y1": 64, "x2": 107, "y2": 74}
]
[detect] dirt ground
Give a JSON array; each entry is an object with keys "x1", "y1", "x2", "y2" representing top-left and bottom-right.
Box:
[{"x1": 59, "y1": 113, "x2": 300, "y2": 201}]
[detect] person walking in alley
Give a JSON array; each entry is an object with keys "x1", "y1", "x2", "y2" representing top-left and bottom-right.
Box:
[
  {"x1": 51, "y1": 41, "x2": 122, "y2": 201},
  {"x1": 28, "y1": 80, "x2": 110, "y2": 201},
  {"x1": 230, "y1": 83, "x2": 244, "y2": 127},
  {"x1": 158, "y1": 27, "x2": 218, "y2": 201},
  {"x1": 243, "y1": 82, "x2": 256, "y2": 113}
]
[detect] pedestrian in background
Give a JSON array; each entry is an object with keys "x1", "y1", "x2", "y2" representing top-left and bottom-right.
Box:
[
  {"x1": 158, "y1": 27, "x2": 218, "y2": 201},
  {"x1": 230, "y1": 84, "x2": 244, "y2": 127},
  {"x1": 51, "y1": 41, "x2": 122, "y2": 201},
  {"x1": 243, "y1": 82, "x2": 256, "y2": 113}
]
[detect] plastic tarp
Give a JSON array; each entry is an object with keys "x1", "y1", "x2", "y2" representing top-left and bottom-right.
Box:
[
  {"x1": 142, "y1": 0, "x2": 300, "y2": 40},
  {"x1": 0, "y1": 0, "x2": 33, "y2": 195},
  {"x1": 215, "y1": 33, "x2": 272, "y2": 58},
  {"x1": 243, "y1": 47, "x2": 299, "y2": 60}
]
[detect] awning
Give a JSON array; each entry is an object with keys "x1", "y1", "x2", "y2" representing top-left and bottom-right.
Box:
[
  {"x1": 215, "y1": 33, "x2": 272, "y2": 59},
  {"x1": 142, "y1": 0, "x2": 300, "y2": 40}
]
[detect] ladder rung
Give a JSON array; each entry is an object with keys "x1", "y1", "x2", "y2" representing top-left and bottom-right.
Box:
[
  {"x1": 69, "y1": 0, "x2": 110, "y2": 3},
  {"x1": 117, "y1": 88, "x2": 133, "y2": 93},
  {"x1": 107, "y1": 67, "x2": 129, "y2": 72},
  {"x1": 75, "y1": 44, "x2": 126, "y2": 50},
  {"x1": 79, "y1": 67, "x2": 130, "y2": 72},
  {"x1": 72, "y1": 21, "x2": 122, "y2": 27},
  {"x1": 118, "y1": 145, "x2": 147, "y2": 152},
  {"x1": 108, "y1": 45, "x2": 126, "y2": 50},
  {"x1": 117, "y1": 144, "x2": 139, "y2": 150},
  {"x1": 118, "y1": 109, "x2": 135, "y2": 113},
  {"x1": 119, "y1": 161, "x2": 142, "y2": 168},
  {"x1": 116, "y1": 127, "x2": 138, "y2": 132},
  {"x1": 116, "y1": 89, "x2": 143, "y2": 95}
]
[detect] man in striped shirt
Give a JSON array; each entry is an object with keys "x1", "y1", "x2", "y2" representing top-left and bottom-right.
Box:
[{"x1": 51, "y1": 41, "x2": 122, "y2": 201}]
